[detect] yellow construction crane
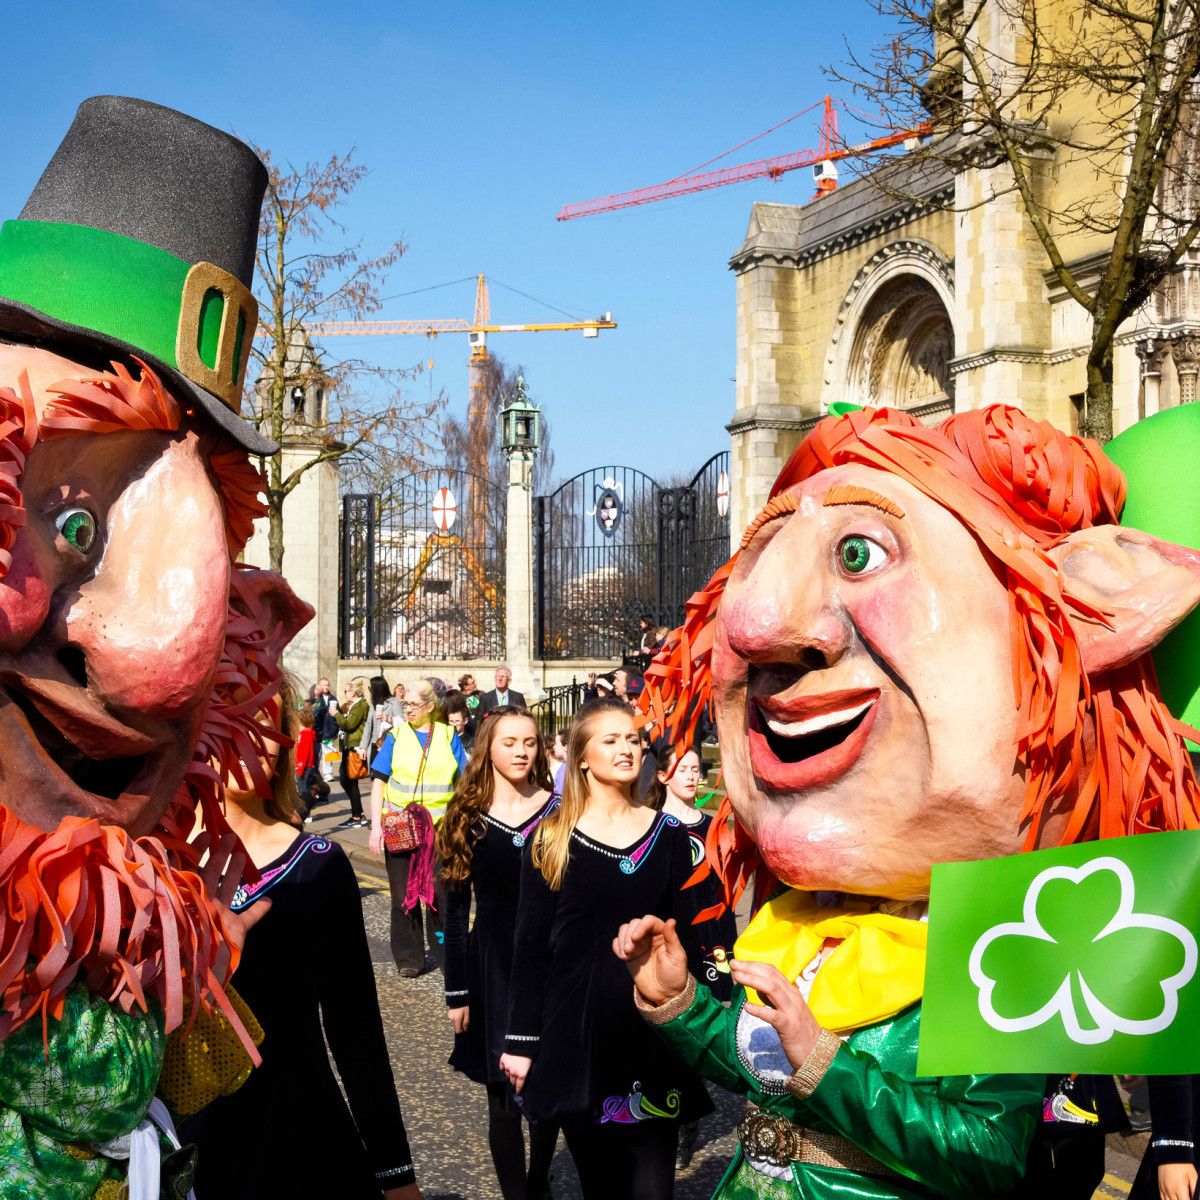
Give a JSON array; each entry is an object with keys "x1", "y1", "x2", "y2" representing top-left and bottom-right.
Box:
[{"x1": 306, "y1": 273, "x2": 615, "y2": 485}]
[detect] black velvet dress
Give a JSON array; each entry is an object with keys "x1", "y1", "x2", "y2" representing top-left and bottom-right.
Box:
[
  {"x1": 185, "y1": 834, "x2": 416, "y2": 1198},
  {"x1": 1130, "y1": 1076, "x2": 1200, "y2": 1199},
  {"x1": 505, "y1": 811, "x2": 714, "y2": 1126},
  {"x1": 443, "y1": 795, "x2": 559, "y2": 1083},
  {"x1": 676, "y1": 811, "x2": 738, "y2": 1003}
]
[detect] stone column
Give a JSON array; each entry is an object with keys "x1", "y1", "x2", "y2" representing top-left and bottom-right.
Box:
[
  {"x1": 504, "y1": 446, "x2": 536, "y2": 698},
  {"x1": 1136, "y1": 339, "x2": 1168, "y2": 417},
  {"x1": 1173, "y1": 336, "x2": 1200, "y2": 404}
]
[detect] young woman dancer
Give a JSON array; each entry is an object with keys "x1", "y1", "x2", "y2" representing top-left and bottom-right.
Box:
[
  {"x1": 646, "y1": 741, "x2": 738, "y2": 1172},
  {"x1": 647, "y1": 742, "x2": 736, "y2": 1002},
  {"x1": 500, "y1": 698, "x2": 711, "y2": 1200},
  {"x1": 438, "y1": 708, "x2": 560, "y2": 1200},
  {"x1": 188, "y1": 686, "x2": 421, "y2": 1199}
]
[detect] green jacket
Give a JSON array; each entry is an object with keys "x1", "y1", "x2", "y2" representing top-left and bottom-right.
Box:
[
  {"x1": 334, "y1": 697, "x2": 369, "y2": 745},
  {"x1": 652, "y1": 981, "x2": 1042, "y2": 1199}
]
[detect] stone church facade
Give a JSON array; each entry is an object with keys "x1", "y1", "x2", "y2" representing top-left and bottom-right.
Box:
[{"x1": 727, "y1": 66, "x2": 1199, "y2": 537}]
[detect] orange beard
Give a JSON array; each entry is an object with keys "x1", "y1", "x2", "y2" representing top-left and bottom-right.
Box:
[{"x1": 0, "y1": 570, "x2": 284, "y2": 1051}]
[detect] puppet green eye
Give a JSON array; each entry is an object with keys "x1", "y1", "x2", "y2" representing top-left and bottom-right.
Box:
[
  {"x1": 838, "y1": 535, "x2": 886, "y2": 575},
  {"x1": 55, "y1": 508, "x2": 98, "y2": 555}
]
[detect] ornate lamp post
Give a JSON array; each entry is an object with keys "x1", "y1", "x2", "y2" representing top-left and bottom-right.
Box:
[
  {"x1": 499, "y1": 374, "x2": 541, "y2": 697},
  {"x1": 500, "y1": 373, "x2": 541, "y2": 464}
]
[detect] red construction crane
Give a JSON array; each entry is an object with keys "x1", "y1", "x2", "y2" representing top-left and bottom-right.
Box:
[{"x1": 556, "y1": 97, "x2": 931, "y2": 221}]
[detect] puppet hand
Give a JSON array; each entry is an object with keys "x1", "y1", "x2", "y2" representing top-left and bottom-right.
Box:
[
  {"x1": 448, "y1": 1006, "x2": 470, "y2": 1034},
  {"x1": 195, "y1": 831, "x2": 272, "y2": 980},
  {"x1": 369, "y1": 825, "x2": 384, "y2": 856},
  {"x1": 499, "y1": 1053, "x2": 532, "y2": 1094},
  {"x1": 731, "y1": 958, "x2": 824, "y2": 1071},
  {"x1": 613, "y1": 915, "x2": 689, "y2": 1006},
  {"x1": 1159, "y1": 1163, "x2": 1198, "y2": 1200}
]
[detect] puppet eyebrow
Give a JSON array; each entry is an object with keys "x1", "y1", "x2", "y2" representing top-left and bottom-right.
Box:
[
  {"x1": 822, "y1": 485, "x2": 905, "y2": 520},
  {"x1": 739, "y1": 490, "x2": 801, "y2": 549}
]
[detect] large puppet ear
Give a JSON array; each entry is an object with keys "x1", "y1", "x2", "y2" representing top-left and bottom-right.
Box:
[
  {"x1": 230, "y1": 567, "x2": 314, "y2": 661},
  {"x1": 1049, "y1": 526, "x2": 1200, "y2": 675}
]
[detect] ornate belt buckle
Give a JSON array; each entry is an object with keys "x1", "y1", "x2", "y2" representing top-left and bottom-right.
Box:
[{"x1": 738, "y1": 1108, "x2": 799, "y2": 1168}]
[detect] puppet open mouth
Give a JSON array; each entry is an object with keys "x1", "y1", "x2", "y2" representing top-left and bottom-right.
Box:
[
  {"x1": 748, "y1": 688, "x2": 879, "y2": 792},
  {"x1": 9, "y1": 685, "x2": 150, "y2": 801}
]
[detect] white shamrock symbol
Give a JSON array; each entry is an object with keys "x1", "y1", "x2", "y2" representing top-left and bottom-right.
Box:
[{"x1": 968, "y1": 857, "x2": 1198, "y2": 1045}]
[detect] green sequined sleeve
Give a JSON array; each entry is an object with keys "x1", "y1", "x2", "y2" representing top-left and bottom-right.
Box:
[
  {"x1": 646, "y1": 978, "x2": 750, "y2": 1095},
  {"x1": 806, "y1": 1045, "x2": 1042, "y2": 1198}
]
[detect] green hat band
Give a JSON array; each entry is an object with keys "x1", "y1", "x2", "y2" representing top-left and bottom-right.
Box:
[{"x1": 0, "y1": 219, "x2": 255, "y2": 412}]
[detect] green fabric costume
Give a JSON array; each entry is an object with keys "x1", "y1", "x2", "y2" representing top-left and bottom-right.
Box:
[
  {"x1": 651, "y1": 980, "x2": 1043, "y2": 1199},
  {"x1": 0, "y1": 984, "x2": 164, "y2": 1199}
]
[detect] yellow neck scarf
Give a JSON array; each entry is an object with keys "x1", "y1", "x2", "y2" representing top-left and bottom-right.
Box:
[{"x1": 733, "y1": 889, "x2": 927, "y2": 1035}]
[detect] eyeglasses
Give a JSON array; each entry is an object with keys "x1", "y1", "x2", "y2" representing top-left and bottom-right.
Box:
[{"x1": 402, "y1": 700, "x2": 430, "y2": 710}]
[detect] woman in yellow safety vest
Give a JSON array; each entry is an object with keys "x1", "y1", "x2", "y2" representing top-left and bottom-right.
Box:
[{"x1": 369, "y1": 679, "x2": 468, "y2": 978}]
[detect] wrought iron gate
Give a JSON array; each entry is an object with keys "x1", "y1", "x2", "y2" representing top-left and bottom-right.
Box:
[
  {"x1": 535, "y1": 453, "x2": 730, "y2": 660},
  {"x1": 340, "y1": 468, "x2": 506, "y2": 660}
]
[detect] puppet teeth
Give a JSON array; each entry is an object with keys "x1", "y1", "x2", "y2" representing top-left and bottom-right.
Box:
[{"x1": 765, "y1": 701, "x2": 873, "y2": 739}]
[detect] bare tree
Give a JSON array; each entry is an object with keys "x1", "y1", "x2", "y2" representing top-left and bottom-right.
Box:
[
  {"x1": 440, "y1": 355, "x2": 556, "y2": 490},
  {"x1": 251, "y1": 146, "x2": 438, "y2": 571},
  {"x1": 838, "y1": 0, "x2": 1200, "y2": 441}
]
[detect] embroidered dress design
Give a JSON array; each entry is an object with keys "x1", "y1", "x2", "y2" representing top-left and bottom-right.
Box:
[
  {"x1": 231, "y1": 836, "x2": 332, "y2": 911},
  {"x1": 599, "y1": 1082, "x2": 682, "y2": 1124},
  {"x1": 483, "y1": 796, "x2": 560, "y2": 848},
  {"x1": 573, "y1": 813, "x2": 679, "y2": 874}
]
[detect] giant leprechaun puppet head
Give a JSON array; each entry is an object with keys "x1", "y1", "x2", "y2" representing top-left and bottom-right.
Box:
[
  {"x1": 0, "y1": 97, "x2": 311, "y2": 1193},
  {"x1": 631, "y1": 404, "x2": 1200, "y2": 1198}
]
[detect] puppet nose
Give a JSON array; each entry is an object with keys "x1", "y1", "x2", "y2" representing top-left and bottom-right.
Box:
[
  {"x1": 723, "y1": 536, "x2": 851, "y2": 669},
  {"x1": 63, "y1": 435, "x2": 231, "y2": 717}
]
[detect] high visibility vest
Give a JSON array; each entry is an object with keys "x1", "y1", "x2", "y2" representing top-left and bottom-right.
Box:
[{"x1": 385, "y1": 723, "x2": 458, "y2": 825}]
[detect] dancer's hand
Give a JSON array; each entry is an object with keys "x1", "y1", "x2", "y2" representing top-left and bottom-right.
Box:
[
  {"x1": 194, "y1": 831, "x2": 272, "y2": 979},
  {"x1": 1159, "y1": 1163, "x2": 1198, "y2": 1200},
  {"x1": 730, "y1": 959, "x2": 823, "y2": 1071},
  {"x1": 613, "y1": 915, "x2": 689, "y2": 1006},
  {"x1": 499, "y1": 1053, "x2": 532, "y2": 1094},
  {"x1": 369, "y1": 824, "x2": 383, "y2": 856},
  {"x1": 448, "y1": 1006, "x2": 469, "y2": 1034}
]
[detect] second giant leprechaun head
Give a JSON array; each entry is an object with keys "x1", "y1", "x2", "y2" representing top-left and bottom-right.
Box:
[
  {"x1": 643, "y1": 406, "x2": 1200, "y2": 905},
  {"x1": 0, "y1": 97, "x2": 311, "y2": 1038}
]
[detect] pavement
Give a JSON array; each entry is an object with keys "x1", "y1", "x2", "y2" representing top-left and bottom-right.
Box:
[{"x1": 307, "y1": 781, "x2": 1146, "y2": 1200}]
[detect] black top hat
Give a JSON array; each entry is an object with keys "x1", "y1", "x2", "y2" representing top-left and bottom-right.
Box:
[{"x1": 0, "y1": 95, "x2": 275, "y2": 454}]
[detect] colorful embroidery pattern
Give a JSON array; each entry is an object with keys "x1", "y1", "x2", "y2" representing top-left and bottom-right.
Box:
[
  {"x1": 231, "y1": 836, "x2": 332, "y2": 911},
  {"x1": 599, "y1": 1082, "x2": 682, "y2": 1124},
  {"x1": 573, "y1": 813, "x2": 680, "y2": 874},
  {"x1": 485, "y1": 796, "x2": 561, "y2": 848}
]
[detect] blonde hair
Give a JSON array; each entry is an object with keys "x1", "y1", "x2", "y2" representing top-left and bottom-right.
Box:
[
  {"x1": 532, "y1": 697, "x2": 637, "y2": 890},
  {"x1": 406, "y1": 678, "x2": 443, "y2": 724},
  {"x1": 349, "y1": 676, "x2": 368, "y2": 699}
]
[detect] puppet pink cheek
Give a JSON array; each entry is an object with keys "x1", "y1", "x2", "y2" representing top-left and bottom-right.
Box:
[
  {"x1": 849, "y1": 583, "x2": 915, "y2": 651},
  {"x1": 0, "y1": 548, "x2": 52, "y2": 651}
]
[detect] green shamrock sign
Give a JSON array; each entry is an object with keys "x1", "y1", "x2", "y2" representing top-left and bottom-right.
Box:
[{"x1": 919, "y1": 830, "x2": 1200, "y2": 1075}]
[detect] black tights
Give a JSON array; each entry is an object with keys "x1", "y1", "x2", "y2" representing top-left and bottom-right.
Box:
[
  {"x1": 485, "y1": 1082, "x2": 559, "y2": 1200},
  {"x1": 560, "y1": 1115, "x2": 676, "y2": 1200},
  {"x1": 338, "y1": 757, "x2": 363, "y2": 818}
]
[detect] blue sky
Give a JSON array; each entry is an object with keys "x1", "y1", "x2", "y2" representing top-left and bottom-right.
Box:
[{"x1": 1, "y1": 1, "x2": 892, "y2": 484}]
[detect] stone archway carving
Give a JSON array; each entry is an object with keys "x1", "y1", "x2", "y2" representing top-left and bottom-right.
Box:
[{"x1": 823, "y1": 240, "x2": 956, "y2": 411}]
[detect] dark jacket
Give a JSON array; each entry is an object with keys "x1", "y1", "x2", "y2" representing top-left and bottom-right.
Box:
[{"x1": 478, "y1": 687, "x2": 526, "y2": 715}]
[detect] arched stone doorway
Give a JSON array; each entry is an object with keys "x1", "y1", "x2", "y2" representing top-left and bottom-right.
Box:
[
  {"x1": 847, "y1": 278, "x2": 954, "y2": 408},
  {"x1": 823, "y1": 240, "x2": 956, "y2": 413}
]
